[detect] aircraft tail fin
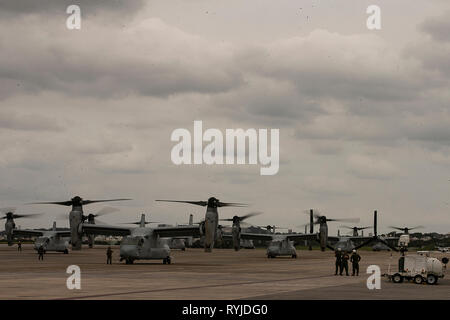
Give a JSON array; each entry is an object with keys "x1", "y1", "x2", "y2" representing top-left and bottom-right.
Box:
[
  {"x1": 53, "y1": 221, "x2": 56, "y2": 231},
  {"x1": 140, "y1": 214, "x2": 146, "y2": 228},
  {"x1": 189, "y1": 214, "x2": 193, "y2": 226}
]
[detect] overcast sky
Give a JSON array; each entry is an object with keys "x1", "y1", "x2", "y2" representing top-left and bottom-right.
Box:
[{"x1": 0, "y1": 0, "x2": 449, "y2": 235}]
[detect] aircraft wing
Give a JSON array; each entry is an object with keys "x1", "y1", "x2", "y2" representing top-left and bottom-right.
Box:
[
  {"x1": 286, "y1": 233, "x2": 319, "y2": 241},
  {"x1": 153, "y1": 225, "x2": 201, "y2": 238},
  {"x1": 12, "y1": 229, "x2": 44, "y2": 237},
  {"x1": 81, "y1": 223, "x2": 131, "y2": 236},
  {"x1": 55, "y1": 230, "x2": 72, "y2": 237},
  {"x1": 240, "y1": 233, "x2": 274, "y2": 241}
]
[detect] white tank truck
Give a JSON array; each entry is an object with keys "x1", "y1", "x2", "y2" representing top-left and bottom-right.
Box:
[{"x1": 385, "y1": 251, "x2": 448, "y2": 285}]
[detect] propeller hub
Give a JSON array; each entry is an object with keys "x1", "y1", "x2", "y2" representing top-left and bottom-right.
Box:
[{"x1": 207, "y1": 197, "x2": 219, "y2": 207}]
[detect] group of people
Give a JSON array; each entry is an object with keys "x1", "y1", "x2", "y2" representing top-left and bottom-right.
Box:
[{"x1": 335, "y1": 248, "x2": 361, "y2": 276}]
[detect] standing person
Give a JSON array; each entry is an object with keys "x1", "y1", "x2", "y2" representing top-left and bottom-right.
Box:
[
  {"x1": 350, "y1": 249, "x2": 361, "y2": 276},
  {"x1": 335, "y1": 248, "x2": 342, "y2": 275},
  {"x1": 38, "y1": 246, "x2": 44, "y2": 261},
  {"x1": 106, "y1": 246, "x2": 113, "y2": 265},
  {"x1": 17, "y1": 241, "x2": 22, "y2": 252},
  {"x1": 341, "y1": 251, "x2": 350, "y2": 276}
]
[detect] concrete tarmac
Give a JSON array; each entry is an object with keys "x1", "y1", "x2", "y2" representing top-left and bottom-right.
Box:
[{"x1": 0, "y1": 245, "x2": 448, "y2": 300}]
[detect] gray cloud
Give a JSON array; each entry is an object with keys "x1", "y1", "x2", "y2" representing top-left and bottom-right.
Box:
[
  {"x1": 420, "y1": 11, "x2": 450, "y2": 42},
  {"x1": 0, "y1": 2, "x2": 449, "y2": 233}
]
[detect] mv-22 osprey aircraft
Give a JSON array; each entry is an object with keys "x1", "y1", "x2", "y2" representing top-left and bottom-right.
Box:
[
  {"x1": 13, "y1": 222, "x2": 71, "y2": 253},
  {"x1": 80, "y1": 197, "x2": 244, "y2": 263},
  {"x1": 28, "y1": 196, "x2": 131, "y2": 250},
  {"x1": 226, "y1": 210, "x2": 361, "y2": 258},
  {"x1": 1, "y1": 208, "x2": 42, "y2": 246}
]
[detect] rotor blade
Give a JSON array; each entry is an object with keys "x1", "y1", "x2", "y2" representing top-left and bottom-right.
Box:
[
  {"x1": 339, "y1": 226, "x2": 354, "y2": 229},
  {"x1": 12, "y1": 213, "x2": 44, "y2": 219},
  {"x1": 354, "y1": 238, "x2": 375, "y2": 250},
  {"x1": 156, "y1": 200, "x2": 207, "y2": 207},
  {"x1": 219, "y1": 218, "x2": 234, "y2": 222},
  {"x1": 94, "y1": 218, "x2": 108, "y2": 225},
  {"x1": 239, "y1": 211, "x2": 262, "y2": 221},
  {"x1": 27, "y1": 201, "x2": 73, "y2": 206},
  {"x1": 217, "y1": 202, "x2": 247, "y2": 207},
  {"x1": 327, "y1": 218, "x2": 360, "y2": 223},
  {"x1": 94, "y1": 206, "x2": 120, "y2": 217},
  {"x1": 389, "y1": 226, "x2": 405, "y2": 231},
  {"x1": 82, "y1": 199, "x2": 132, "y2": 205},
  {"x1": 378, "y1": 238, "x2": 399, "y2": 252},
  {"x1": 0, "y1": 207, "x2": 17, "y2": 214},
  {"x1": 303, "y1": 209, "x2": 321, "y2": 218},
  {"x1": 408, "y1": 226, "x2": 424, "y2": 231}
]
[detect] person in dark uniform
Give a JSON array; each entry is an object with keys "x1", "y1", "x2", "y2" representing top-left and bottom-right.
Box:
[
  {"x1": 341, "y1": 251, "x2": 350, "y2": 276},
  {"x1": 350, "y1": 249, "x2": 361, "y2": 276},
  {"x1": 17, "y1": 241, "x2": 22, "y2": 252},
  {"x1": 38, "y1": 246, "x2": 44, "y2": 261},
  {"x1": 335, "y1": 248, "x2": 342, "y2": 275},
  {"x1": 106, "y1": 246, "x2": 113, "y2": 264}
]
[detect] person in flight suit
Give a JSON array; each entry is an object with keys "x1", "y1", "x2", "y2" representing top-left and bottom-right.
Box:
[
  {"x1": 38, "y1": 246, "x2": 44, "y2": 261},
  {"x1": 335, "y1": 248, "x2": 343, "y2": 275},
  {"x1": 106, "y1": 246, "x2": 113, "y2": 265},
  {"x1": 350, "y1": 249, "x2": 361, "y2": 276},
  {"x1": 341, "y1": 251, "x2": 350, "y2": 276}
]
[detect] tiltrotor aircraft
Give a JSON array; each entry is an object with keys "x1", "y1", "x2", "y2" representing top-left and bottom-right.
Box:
[
  {"x1": 28, "y1": 196, "x2": 131, "y2": 250},
  {"x1": 343, "y1": 211, "x2": 399, "y2": 252},
  {"x1": 156, "y1": 197, "x2": 246, "y2": 252},
  {"x1": 1, "y1": 208, "x2": 42, "y2": 246},
  {"x1": 13, "y1": 221, "x2": 71, "y2": 253},
  {"x1": 220, "y1": 212, "x2": 261, "y2": 251},
  {"x1": 235, "y1": 210, "x2": 361, "y2": 258},
  {"x1": 81, "y1": 214, "x2": 201, "y2": 264}
]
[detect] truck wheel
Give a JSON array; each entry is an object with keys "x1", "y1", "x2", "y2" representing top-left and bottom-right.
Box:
[
  {"x1": 426, "y1": 274, "x2": 437, "y2": 285},
  {"x1": 392, "y1": 273, "x2": 403, "y2": 283},
  {"x1": 414, "y1": 275, "x2": 423, "y2": 284}
]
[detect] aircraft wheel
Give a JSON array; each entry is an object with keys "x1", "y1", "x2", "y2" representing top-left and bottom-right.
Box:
[
  {"x1": 392, "y1": 273, "x2": 403, "y2": 283},
  {"x1": 64, "y1": 249, "x2": 69, "y2": 254},
  {"x1": 414, "y1": 275, "x2": 423, "y2": 284},
  {"x1": 163, "y1": 258, "x2": 167, "y2": 264},
  {"x1": 292, "y1": 254, "x2": 297, "y2": 259},
  {"x1": 167, "y1": 257, "x2": 171, "y2": 265},
  {"x1": 426, "y1": 274, "x2": 437, "y2": 285}
]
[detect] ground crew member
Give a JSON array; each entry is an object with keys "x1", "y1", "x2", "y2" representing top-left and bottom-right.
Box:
[
  {"x1": 107, "y1": 246, "x2": 113, "y2": 264},
  {"x1": 38, "y1": 246, "x2": 44, "y2": 261},
  {"x1": 350, "y1": 249, "x2": 361, "y2": 276},
  {"x1": 17, "y1": 241, "x2": 22, "y2": 252},
  {"x1": 341, "y1": 251, "x2": 350, "y2": 276},
  {"x1": 335, "y1": 248, "x2": 342, "y2": 275}
]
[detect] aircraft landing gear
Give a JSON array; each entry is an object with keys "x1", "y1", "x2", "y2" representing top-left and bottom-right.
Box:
[
  {"x1": 64, "y1": 249, "x2": 69, "y2": 254},
  {"x1": 163, "y1": 257, "x2": 171, "y2": 265},
  {"x1": 125, "y1": 258, "x2": 134, "y2": 264},
  {"x1": 292, "y1": 254, "x2": 297, "y2": 259}
]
